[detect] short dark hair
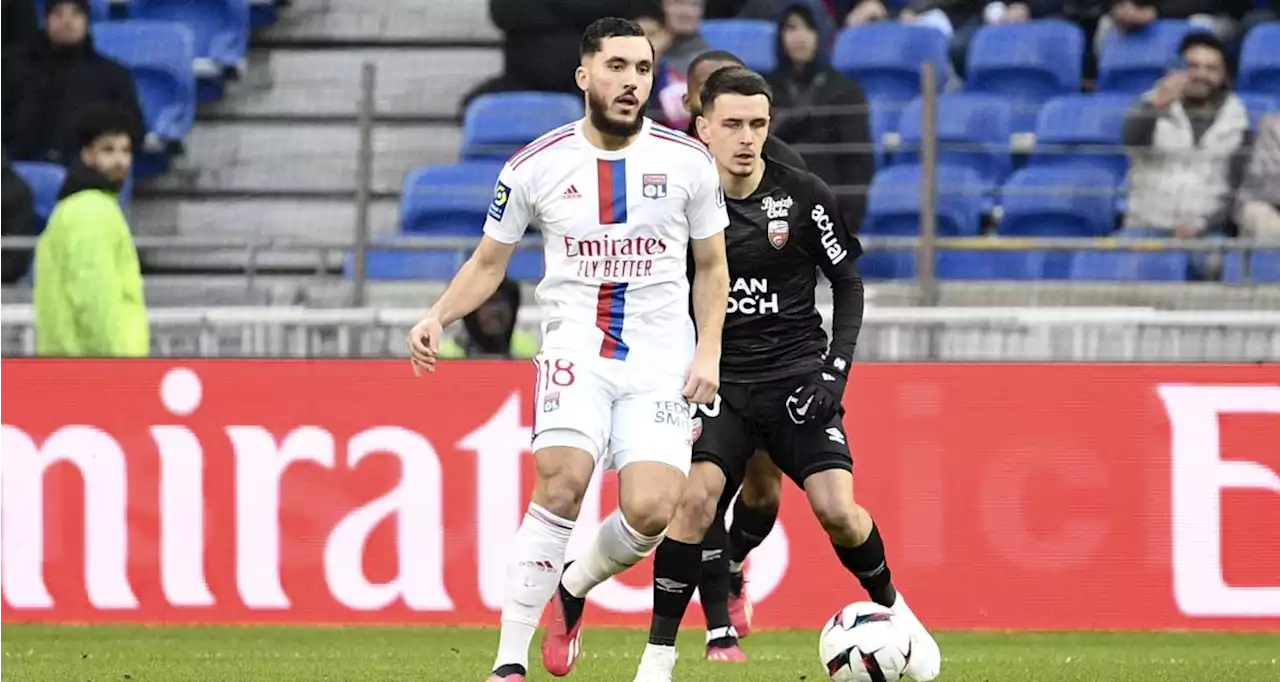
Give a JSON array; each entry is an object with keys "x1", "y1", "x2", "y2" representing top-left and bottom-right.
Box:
[
  {"x1": 687, "y1": 49, "x2": 744, "y2": 81},
  {"x1": 1179, "y1": 30, "x2": 1227, "y2": 60},
  {"x1": 76, "y1": 103, "x2": 139, "y2": 151},
  {"x1": 700, "y1": 66, "x2": 772, "y2": 112},
  {"x1": 629, "y1": 0, "x2": 665, "y2": 25},
  {"x1": 581, "y1": 17, "x2": 647, "y2": 58}
]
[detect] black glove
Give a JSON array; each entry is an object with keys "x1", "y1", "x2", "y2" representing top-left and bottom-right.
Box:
[{"x1": 785, "y1": 360, "x2": 849, "y2": 425}]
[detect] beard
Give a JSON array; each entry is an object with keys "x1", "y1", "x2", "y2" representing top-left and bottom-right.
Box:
[{"x1": 587, "y1": 88, "x2": 647, "y2": 139}]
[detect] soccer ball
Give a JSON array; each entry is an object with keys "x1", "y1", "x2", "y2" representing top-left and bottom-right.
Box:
[{"x1": 818, "y1": 602, "x2": 912, "y2": 682}]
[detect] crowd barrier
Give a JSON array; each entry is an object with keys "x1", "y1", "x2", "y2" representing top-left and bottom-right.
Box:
[{"x1": 3, "y1": 360, "x2": 1278, "y2": 630}]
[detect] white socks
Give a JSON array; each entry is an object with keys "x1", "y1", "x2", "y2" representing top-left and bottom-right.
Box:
[
  {"x1": 562, "y1": 510, "x2": 665, "y2": 599},
  {"x1": 492, "y1": 503, "x2": 575, "y2": 672}
]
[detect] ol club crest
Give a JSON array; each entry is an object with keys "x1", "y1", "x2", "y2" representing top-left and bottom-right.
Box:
[{"x1": 642, "y1": 174, "x2": 668, "y2": 199}]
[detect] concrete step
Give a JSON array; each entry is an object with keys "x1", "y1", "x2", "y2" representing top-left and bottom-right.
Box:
[
  {"x1": 132, "y1": 196, "x2": 399, "y2": 270},
  {"x1": 146, "y1": 121, "x2": 460, "y2": 194},
  {"x1": 204, "y1": 48, "x2": 499, "y2": 119},
  {"x1": 260, "y1": 0, "x2": 499, "y2": 43}
]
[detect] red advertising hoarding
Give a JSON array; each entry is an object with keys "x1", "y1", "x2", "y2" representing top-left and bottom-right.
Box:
[{"x1": 2, "y1": 361, "x2": 1278, "y2": 630}]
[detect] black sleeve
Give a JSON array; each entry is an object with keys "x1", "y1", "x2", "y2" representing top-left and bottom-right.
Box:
[
  {"x1": 1121, "y1": 99, "x2": 1161, "y2": 148},
  {"x1": 1, "y1": 165, "x2": 36, "y2": 284},
  {"x1": 800, "y1": 175, "x2": 865, "y2": 367},
  {"x1": 110, "y1": 61, "x2": 147, "y2": 147}
]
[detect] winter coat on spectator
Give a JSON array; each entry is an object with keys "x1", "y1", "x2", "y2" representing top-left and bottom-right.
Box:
[
  {"x1": 1235, "y1": 115, "x2": 1280, "y2": 238},
  {"x1": 767, "y1": 2, "x2": 874, "y2": 228},
  {"x1": 34, "y1": 160, "x2": 148, "y2": 357},
  {"x1": 2, "y1": 31, "x2": 143, "y2": 165},
  {"x1": 2, "y1": 0, "x2": 39, "y2": 49},
  {"x1": 2, "y1": 157, "x2": 38, "y2": 284},
  {"x1": 488, "y1": 0, "x2": 636, "y2": 96},
  {"x1": 1121, "y1": 91, "x2": 1251, "y2": 232}
]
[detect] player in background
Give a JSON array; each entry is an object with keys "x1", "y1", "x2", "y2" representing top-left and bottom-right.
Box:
[
  {"x1": 681, "y1": 48, "x2": 799, "y2": 661},
  {"x1": 406, "y1": 18, "x2": 731, "y2": 682},
  {"x1": 632, "y1": 67, "x2": 942, "y2": 682}
]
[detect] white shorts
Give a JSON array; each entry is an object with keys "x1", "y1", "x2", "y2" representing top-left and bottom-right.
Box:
[{"x1": 530, "y1": 351, "x2": 694, "y2": 474}]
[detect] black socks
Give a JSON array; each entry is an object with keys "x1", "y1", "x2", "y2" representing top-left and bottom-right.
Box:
[
  {"x1": 728, "y1": 496, "x2": 778, "y2": 566},
  {"x1": 648, "y1": 539, "x2": 702, "y2": 646},
  {"x1": 698, "y1": 506, "x2": 734, "y2": 642},
  {"x1": 831, "y1": 522, "x2": 897, "y2": 608}
]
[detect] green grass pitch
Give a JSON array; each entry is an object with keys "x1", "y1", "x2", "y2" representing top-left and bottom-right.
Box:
[{"x1": 3, "y1": 625, "x2": 1278, "y2": 681}]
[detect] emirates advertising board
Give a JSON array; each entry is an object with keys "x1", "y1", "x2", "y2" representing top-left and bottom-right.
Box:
[{"x1": 2, "y1": 360, "x2": 1278, "y2": 630}]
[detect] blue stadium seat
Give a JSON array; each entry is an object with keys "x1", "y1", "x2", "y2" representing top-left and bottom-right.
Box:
[
  {"x1": 349, "y1": 246, "x2": 544, "y2": 281},
  {"x1": 35, "y1": 0, "x2": 110, "y2": 22},
  {"x1": 858, "y1": 249, "x2": 1053, "y2": 280},
  {"x1": 400, "y1": 162, "x2": 504, "y2": 235},
  {"x1": 937, "y1": 250, "x2": 1053, "y2": 280},
  {"x1": 832, "y1": 25, "x2": 949, "y2": 131},
  {"x1": 12, "y1": 162, "x2": 67, "y2": 229},
  {"x1": 123, "y1": 0, "x2": 250, "y2": 100},
  {"x1": 1223, "y1": 250, "x2": 1280, "y2": 283},
  {"x1": 93, "y1": 21, "x2": 197, "y2": 151},
  {"x1": 1238, "y1": 92, "x2": 1280, "y2": 129},
  {"x1": 1238, "y1": 22, "x2": 1280, "y2": 96},
  {"x1": 1068, "y1": 251, "x2": 1189, "y2": 281},
  {"x1": 1030, "y1": 94, "x2": 1133, "y2": 183},
  {"x1": 863, "y1": 164, "x2": 985, "y2": 236},
  {"x1": 250, "y1": 0, "x2": 279, "y2": 29},
  {"x1": 965, "y1": 20, "x2": 1085, "y2": 131},
  {"x1": 897, "y1": 94, "x2": 1014, "y2": 188},
  {"x1": 700, "y1": 19, "x2": 777, "y2": 73},
  {"x1": 1097, "y1": 20, "x2": 1201, "y2": 94},
  {"x1": 998, "y1": 166, "x2": 1117, "y2": 237},
  {"x1": 461, "y1": 93, "x2": 581, "y2": 162},
  {"x1": 857, "y1": 251, "x2": 916, "y2": 279}
]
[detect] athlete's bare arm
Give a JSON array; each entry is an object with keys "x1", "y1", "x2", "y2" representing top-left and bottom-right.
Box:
[
  {"x1": 426, "y1": 236, "x2": 518, "y2": 326},
  {"x1": 408, "y1": 236, "x2": 517, "y2": 373},
  {"x1": 685, "y1": 231, "x2": 730, "y2": 404}
]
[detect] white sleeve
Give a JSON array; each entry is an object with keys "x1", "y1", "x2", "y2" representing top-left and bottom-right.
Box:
[
  {"x1": 482, "y1": 163, "x2": 534, "y2": 244},
  {"x1": 687, "y1": 154, "x2": 729, "y2": 241}
]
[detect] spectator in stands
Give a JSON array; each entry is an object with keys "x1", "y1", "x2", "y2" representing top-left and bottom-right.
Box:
[
  {"x1": 767, "y1": 2, "x2": 874, "y2": 225},
  {"x1": 661, "y1": 0, "x2": 714, "y2": 76},
  {"x1": 2, "y1": 0, "x2": 39, "y2": 50},
  {"x1": 439, "y1": 278, "x2": 537, "y2": 359},
  {"x1": 634, "y1": 3, "x2": 683, "y2": 126},
  {"x1": 2, "y1": 153, "x2": 38, "y2": 284},
  {"x1": 2, "y1": 0, "x2": 143, "y2": 166},
  {"x1": 1096, "y1": 1, "x2": 1251, "y2": 56},
  {"x1": 1121, "y1": 33, "x2": 1251, "y2": 243},
  {"x1": 1235, "y1": 115, "x2": 1280, "y2": 239},
  {"x1": 466, "y1": 0, "x2": 644, "y2": 109},
  {"x1": 34, "y1": 104, "x2": 148, "y2": 357}
]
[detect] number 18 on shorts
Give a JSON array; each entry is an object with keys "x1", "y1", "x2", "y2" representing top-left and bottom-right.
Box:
[{"x1": 531, "y1": 353, "x2": 695, "y2": 474}]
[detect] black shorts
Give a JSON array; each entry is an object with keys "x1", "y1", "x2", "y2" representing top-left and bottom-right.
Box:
[{"x1": 691, "y1": 376, "x2": 853, "y2": 489}]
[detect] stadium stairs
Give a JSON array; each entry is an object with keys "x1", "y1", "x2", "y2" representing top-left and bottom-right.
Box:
[{"x1": 124, "y1": 0, "x2": 499, "y2": 306}]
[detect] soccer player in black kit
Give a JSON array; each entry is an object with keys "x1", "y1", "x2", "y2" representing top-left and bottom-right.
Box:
[
  {"x1": 680, "y1": 48, "x2": 804, "y2": 664},
  {"x1": 632, "y1": 67, "x2": 942, "y2": 682}
]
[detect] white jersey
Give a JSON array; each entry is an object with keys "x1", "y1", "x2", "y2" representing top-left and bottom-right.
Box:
[{"x1": 484, "y1": 117, "x2": 728, "y2": 370}]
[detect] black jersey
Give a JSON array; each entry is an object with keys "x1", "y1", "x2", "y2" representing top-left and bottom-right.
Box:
[{"x1": 719, "y1": 160, "x2": 865, "y2": 384}]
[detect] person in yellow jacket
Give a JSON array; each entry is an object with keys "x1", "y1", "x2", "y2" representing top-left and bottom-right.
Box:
[
  {"x1": 438, "y1": 276, "x2": 538, "y2": 359},
  {"x1": 34, "y1": 105, "x2": 148, "y2": 356}
]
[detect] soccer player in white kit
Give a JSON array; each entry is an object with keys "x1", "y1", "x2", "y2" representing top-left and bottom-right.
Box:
[{"x1": 407, "y1": 17, "x2": 731, "y2": 682}]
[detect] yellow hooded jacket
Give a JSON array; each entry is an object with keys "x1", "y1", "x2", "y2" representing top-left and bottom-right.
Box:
[{"x1": 34, "y1": 164, "x2": 148, "y2": 356}]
